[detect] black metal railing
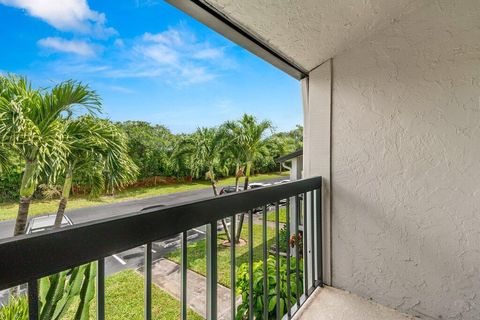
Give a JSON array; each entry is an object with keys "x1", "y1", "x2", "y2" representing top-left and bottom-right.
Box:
[{"x1": 0, "y1": 176, "x2": 323, "y2": 320}]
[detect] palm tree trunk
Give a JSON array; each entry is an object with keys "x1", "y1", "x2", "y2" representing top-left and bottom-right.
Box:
[
  {"x1": 235, "y1": 161, "x2": 252, "y2": 243},
  {"x1": 14, "y1": 160, "x2": 37, "y2": 236},
  {"x1": 209, "y1": 168, "x2": 232, "y2": 243},
  {"x1": 55, "y1": 168, "x2": 73, "y2": 227},
  {"x1": 14, "y1": 197, "x2": 31, "y2": 236},
  {"x1": 210, "y1": 177, "x2": 218, "y2": 197},
  {"x1": 234, "y1": 163, "x2": 240, "y2": 192}
]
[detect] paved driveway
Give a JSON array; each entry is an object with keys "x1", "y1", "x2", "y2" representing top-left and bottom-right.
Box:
[
  {"x1": 0, "y1": 177, "x2": 283, "y2": 239},
  {"x1": 0, "y1": 177, "x2": 285, "y2": 304}
]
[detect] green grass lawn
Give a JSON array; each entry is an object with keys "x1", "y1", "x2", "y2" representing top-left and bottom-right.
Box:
[
  {"x1": 0, "y1": 172, "x2": 288, "y2": 221},
  {"x1": 65, "y1": 269, "x2": 202, "y2": 320},
  {"x1": 167, "y1": 223, "x2": 276, "y2": 288},
  {"x1": 266, "y1": 206, "x2": 287, "y2": 223}
]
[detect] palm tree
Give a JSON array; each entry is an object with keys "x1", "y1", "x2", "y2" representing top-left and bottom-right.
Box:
[
  {"x1": 53, "y1": 116, "x2": 138, "y2": 226},
  {"x1": 221, "y1": 124, "x2": 246, "y2": 192},
  {"x1": 0, "y1": 75, "x2": 100, "y2": 235},
  {"x1": 0, "y1": 145, "x2": 12, "y2": 174},
  {"x1": 226, "y1": 114, "x2": 272, "y2": 243},
  {"x1": 181, "y1": 127, "x2": 234, "y2": 241},
  {"x1": 185, "y1": 127, "x2": 226, "y2": 195}
]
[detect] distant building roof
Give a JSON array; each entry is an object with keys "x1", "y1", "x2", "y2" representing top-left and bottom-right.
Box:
[{"x1": 275, "y1": 148, "x2": 303, "y2": 163}]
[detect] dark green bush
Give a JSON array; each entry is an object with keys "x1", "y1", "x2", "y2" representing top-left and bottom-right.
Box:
[
  {"x1": 0, "y1": 170, "x2": 21, "y2": 203},
  {"x1": 236, "y1": 256, "x2": 303, "y2": 319}
]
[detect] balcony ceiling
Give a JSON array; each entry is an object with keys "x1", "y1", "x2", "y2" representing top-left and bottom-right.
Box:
[{"x1": 203, "y1": 0, "x2": 429, "y2": 72}]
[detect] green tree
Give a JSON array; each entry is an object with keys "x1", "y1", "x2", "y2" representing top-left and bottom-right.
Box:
[
  {"x1": 118, "y1": 121, "x2": 175, "y2": 178},
  {"x1": 226, "y1": 114, "x2": 272, "y2": 242},
  {"x1": 0, "y1": 75, "x2": 100, "y2": 235},
  {"x1": 181, "y1": 127, "x2": 234, "y2": 241},
  {"x1": 0, "y1": 146, "x2": 11, "y2": 174},
  {"x1": 53, "y1": 116, "x2": 138, "y2": 226},
  {"x1": 221, "y1": 124, "x2": 246, "y2": 192},
  {"x1": 183, "y1": 127, "x2": 227, "y2": 195}
]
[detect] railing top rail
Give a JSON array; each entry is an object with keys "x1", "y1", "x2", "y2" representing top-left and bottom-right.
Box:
[{"x1": 0, "y1": 176, "x2": 321, "y2": 290}]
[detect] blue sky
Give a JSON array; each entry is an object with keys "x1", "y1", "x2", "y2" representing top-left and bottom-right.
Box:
[{"x1": 0, "y1": 0, "x2": 302, "y2": 133}]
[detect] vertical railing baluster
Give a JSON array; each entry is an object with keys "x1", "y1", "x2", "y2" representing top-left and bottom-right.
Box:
[
  {"x1": 262, "y1": 206, "x2": 268, "y2": 320},
  {"x1": 316, "y1": 186, "x2": 323, "y2": 287},
  {"x1": 206, "y1": 222, "x2": 218, "y2": 320},
  {"x1": 97, "y1": 258, "x2": 105, "y2": 320},
  {"x1": 285, "y1": 198, "x2": 292, "y2": 319},
  {"x1": 145, "y1": 242, "x2": 152, "y2": 320},
  {"x1": 248, "y1": 210, "x2": 254, "y2": 320},
  {"x1": 275, "y1": 202, "x2": 281, "y2": 319},
  {"x1": 28, "y1": 279, "x2": 38, "y2": 320},
  {"x1": 303, "y1": 192, "x2": 309, "y2": 296},
  {"x1": 181, "y1": 232, "x2": 188, "y2": 320},
  {"x1": 310, "y1": 190, "x2": 315, "y2": 292},
  {"x1": 230, "y1": 215, "x2": 236, "y2": 320},
  {"x1": 294, "y1": 195, "x2": 300, "y2": 309}
]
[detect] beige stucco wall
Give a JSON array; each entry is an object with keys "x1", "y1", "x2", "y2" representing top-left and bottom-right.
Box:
[{"x1": 329, "y1": 1, "x2": 480, "y2": 319}]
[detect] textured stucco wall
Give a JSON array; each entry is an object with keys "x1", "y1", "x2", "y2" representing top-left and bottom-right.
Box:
[{"x1": 330, "y1": 1, "x2": 480, "y2": 319}]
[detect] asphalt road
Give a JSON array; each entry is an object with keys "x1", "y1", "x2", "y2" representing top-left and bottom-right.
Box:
[{"x1": 0, "y1": 177, "x2": 284, "y2": 240}]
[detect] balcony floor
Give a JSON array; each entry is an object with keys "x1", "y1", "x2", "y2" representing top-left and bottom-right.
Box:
[{"x1": 293, "y1": 286, "x2": 417, "y2": 320}]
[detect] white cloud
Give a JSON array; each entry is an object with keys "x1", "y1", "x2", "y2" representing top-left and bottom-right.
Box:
[
  {"x1": 178, "y1": 65, "x2": 216, "y2": 84},
  {"x1": 142, "y1": 30, "x2": 184, "y2": 46},
  {"x1": 114, "y1": 27, "x2": 228, "y2": 84},
  {"x1": 193, "y1": 48, "x2": 224, "y2": 60},
  {"x1": 0, "y1": 0, "x2": 116, "y2": 37},
  {"x1": 38, "y1": 37, "x2": 98, "y2": 56},
  {"x1": 39, "y1": 26, "x2": 234, "y2": 86},
  {"x1": 114, "y1": 39, "x2": 125, "y2": 47},
  {"x1": 135, "y1": 43, "x2": 179, "y2": 65}
]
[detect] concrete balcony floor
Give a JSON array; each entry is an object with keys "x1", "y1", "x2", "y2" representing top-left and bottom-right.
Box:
[{"x1": 293, "y1": 286, "x2": 417, "y2": 320}]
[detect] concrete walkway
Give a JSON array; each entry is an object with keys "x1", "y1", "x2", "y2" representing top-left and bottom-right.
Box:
[
  {"x1": 292, "y1": 286, "x2": 418, "y2": 320},
  {"x1": 145, "y1": 258, "x2": 239, "y2": 320}
]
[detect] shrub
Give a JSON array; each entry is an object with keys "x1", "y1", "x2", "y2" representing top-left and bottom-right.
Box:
[
  {"x1": 236, "y1": 257, "x2": 303, "y2": 319},
  {"x1": 0, "y1": 296, "x2": 28, "y2": 320},
  {"x1": 276, "y1": 226, "x2": 303, "y2": 254},
  {"x1": 0, "y1": 263, "x2": 96, "y2": 320},
  {"x1": 278, "y1": 226, "x2": 288, "y2": 253},
  {"x1": 0, "y1": 170, "x2": 21, "y2": 203}
]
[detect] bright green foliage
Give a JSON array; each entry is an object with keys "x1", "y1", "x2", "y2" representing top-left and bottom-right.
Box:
[
  {"x1": 38, "y1": 262, "x2": 96, "y2": 320},
  {"x1": 278, "y1": 225, "x2": 289, "y2": 253},
  {"x1": 260, "y1": 125, "x2": 303, "y2": 173},
  {"x1": 225, "y1": 114, "x2": 273, "y2": 179},
  {"x1": 0, "y1": 73, "x2": 302, "y2": 209},
  {"x1": 0, "y1": 264, "x2": 96, "y2": 320},
  {"x1": 182, "y1": 127, "x2": 227, "y2": 183},
  {"x1": 0, "y1": 74, "x2": 101, "y2": 235},
  {"x1": 0, "y1": 296, "x2": 28, "y2": 320},
  {"x1": 60, "y1": 116, "x2": 138, "y2": 197},
  {"x1": 236, "y1": 257, "x2": 303, "y2": 320},
  {"x1": 0, "y1": 75, "x2": 100, "y2": 185},
  {"x1": 118, "y1": 121, "x2": 178, "y2": 178}
]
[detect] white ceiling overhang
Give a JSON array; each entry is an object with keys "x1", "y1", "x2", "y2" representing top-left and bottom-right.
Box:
[{"x1": 168, "y1": 0, "x2": 429, "y2": 78}]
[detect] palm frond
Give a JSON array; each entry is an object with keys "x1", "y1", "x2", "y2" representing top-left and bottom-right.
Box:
[{"x1": 0, "y1": 144, "x2": 11, "y2": 173}]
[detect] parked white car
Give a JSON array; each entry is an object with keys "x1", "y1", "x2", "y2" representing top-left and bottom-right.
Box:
[
  {"x1": 26, "y1": 214, "x2": 73, "y2": 234},
  {"x1": 248, "y1": 182, "x2": 272, "y2": 189}
]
